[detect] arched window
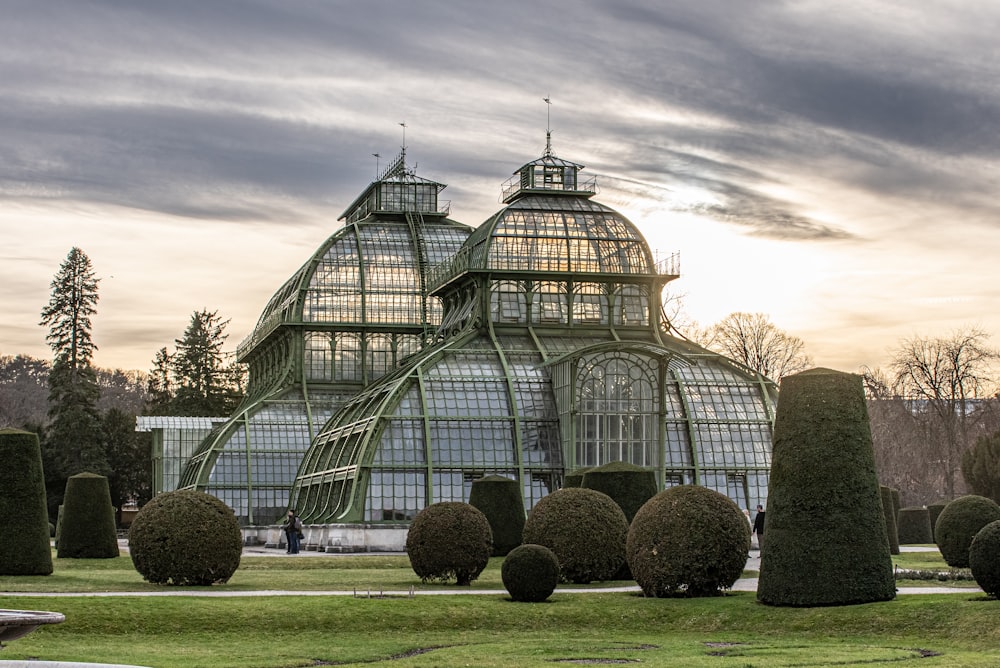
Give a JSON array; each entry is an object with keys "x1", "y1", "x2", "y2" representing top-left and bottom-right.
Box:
[
  {"x1": 612, "y1": 285, "x2": 649, "y2": 326},
  {"x1": 334, "y1": 333, "x2": 361, "y2": 381},
  {"x1": 366, "y1": 333, "x2": 394, "y2": 379},
  {"x1": 571, "y1": 283, "x2": 608, "y2": 325},
  {"x1": 530, "y1": 281, "x2": 568, "y2": 325},
  {"x1": 304, "y1": 332, "x2": 333, "y2": 381},
  {"x1": 575, "y1": 351, "x2": 658, "y2": 468},
  {"x1": 491, "y1": 280, "x2": 527, "y2": 323}
]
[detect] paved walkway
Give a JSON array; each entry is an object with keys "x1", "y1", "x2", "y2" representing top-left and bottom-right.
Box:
[{"x1": 0, "y1": 545, "x2": 978, "y2": 598}]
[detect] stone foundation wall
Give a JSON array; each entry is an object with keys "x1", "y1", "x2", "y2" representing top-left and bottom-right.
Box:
[{"x1": 242, "y1": 524, "x2": 409, "y2": 553}]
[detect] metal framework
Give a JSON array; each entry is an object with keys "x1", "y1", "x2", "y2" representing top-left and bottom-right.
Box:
[
  {"x1": 175, "y1": 152, "x2": 471, "y2": 524},
  {"x1": 290, "y1": 149, "x2": 777, "y2": 524}
]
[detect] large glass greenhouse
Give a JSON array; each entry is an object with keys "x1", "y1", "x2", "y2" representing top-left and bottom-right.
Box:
[
  {"x1": 174, "y1": 137, "x2": 777, "y2": 537},
  {"x1": 289, "y1": 142, "x2": 777, "y2": 529}
]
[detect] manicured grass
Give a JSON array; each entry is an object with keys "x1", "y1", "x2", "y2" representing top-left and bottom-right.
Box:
[
  {"x1": 3, "y1": 592, "x2": 999, "y2": 667},
  {"x1": 1, "y1": 547, "x2": 995, "y2": 667}
]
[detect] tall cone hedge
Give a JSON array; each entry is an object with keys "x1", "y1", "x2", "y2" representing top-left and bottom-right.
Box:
[
  {"x1": 58, "y1": 472, "x2": 119, "y2": 559},
  {"x1": 469, "y1": 475, "x2": 524, "y2": 556},
  {"x1": 0, "y1": 429, "x2": 53, "y2": 575},
  {"x1": 757, "y1": 368, "x2": 895, "y2": 606},
  {"x1": 581, "y1": 461, "x2": 658, "y2": 524}
]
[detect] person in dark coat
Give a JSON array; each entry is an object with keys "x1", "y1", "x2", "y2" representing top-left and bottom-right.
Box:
[
  {"x1": 282, "y1": 509, "x2": 303, "y2": 554},
  {"x1": 752, "y1": 504, "x2": 766, "y2": 555}
]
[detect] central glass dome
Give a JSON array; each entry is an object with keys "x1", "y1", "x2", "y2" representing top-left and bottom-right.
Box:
[{"x1": 290, "y1": 145, "x2": 776, "y2": 527}]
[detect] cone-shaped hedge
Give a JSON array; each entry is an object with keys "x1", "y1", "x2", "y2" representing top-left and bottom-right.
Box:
[
  {"x1": 57, "y1": 472, "x2": 119, "y2": 559},
  {"x1": 405, "y1": 502, "x2": 492, "y2": 586},
  {"x1": 468, "y1": 475, "x2": 524, "y2": 556},
  {"x1": 897, "y1": 507, "x2": 933, "y2": 544},
  {"x1": 562, "y1": 468, "x2": 590, "y2": 488},
  {"x1": 522, "y1": 487, "x2": 628, "y2": 584},
  {"x1": 757, "y1": 368, "x2": 895, "y2": 606},
  {"x1": 880, "y1": 486, "x2": 900, "y2": 555},
  {"x1": 934, "y1": 495, "x2": 1000, "y2": 568},
  {"x1": 129, "y1": 490, "x2": 243, "y2": 585},
  {"x1": 927, "y1": 501, "x2": 948, "y2": 542},
  {"x1": 581, "y1": 461, "x2": 658, "y2": 524},
  {"x1": 0, "y1": 429, "x2": 52, "y2": 575}
]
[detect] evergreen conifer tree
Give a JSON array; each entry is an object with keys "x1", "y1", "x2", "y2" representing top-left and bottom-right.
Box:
[
  {"x1": 170, "y1": 310, "x2": 239, "y2": 416},
  {"x1": 38, "y1": 248, "x2": 108, "y2": 513}
]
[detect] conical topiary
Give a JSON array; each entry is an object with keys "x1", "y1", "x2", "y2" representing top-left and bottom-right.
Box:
[
  {"x1": 0, "y1": 429, "x2": 53, "y2": 575},
  {"x1": 880, "y1": 486, "x2": 900, "y2": 555},
  {"x1": 57, "y1": 472, "x2": 119, "y2": 558},
  {"x1": 897, "y1": 507, "x2": 933, "y2": 545},
  {"x1": 581, "y1": 461, "x2": 658, "y2": 524},
  {"x1": 562, "y1": 468, "x2": 590, "y2": 488},
  {"x1": 757, "y1": 368, "x2": 895, "y2": 606},
  {"x1": 468, "y1": 475, "x2": 525, "y2": 556}
]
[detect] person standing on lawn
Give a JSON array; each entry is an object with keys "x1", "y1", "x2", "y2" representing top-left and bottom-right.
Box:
[{"x1": 282, "y1": 509, "x2": 303, "y2": 554}]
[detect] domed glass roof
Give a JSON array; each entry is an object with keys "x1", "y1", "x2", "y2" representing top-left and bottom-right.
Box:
[
  {"x1": 177, "y1": 152, "x2": 471, "y2": 524},
  {"x1": 291, "y1": 147, "x2": 776, "y2": 529}
]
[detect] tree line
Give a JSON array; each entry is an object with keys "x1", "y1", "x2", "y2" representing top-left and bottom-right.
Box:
[
  {"x1": 5, "y1": 247, "x2": 245, "y2": 525},
  {"x1": 5, "y1": 247, "x2": 999, "y2": 520}
]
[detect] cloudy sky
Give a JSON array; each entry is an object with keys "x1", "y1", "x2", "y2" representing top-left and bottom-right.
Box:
[{"x1": 3, "y1": 0, "x2": 998, "y2": 375}]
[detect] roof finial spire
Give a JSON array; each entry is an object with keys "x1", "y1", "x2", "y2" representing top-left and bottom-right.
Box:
[
  {"x1": 399, "y1": 122, "x2": 407, "y2": 168},
  {"x1": 543, "y1": 96, "x2": 553, "y2": 157}
]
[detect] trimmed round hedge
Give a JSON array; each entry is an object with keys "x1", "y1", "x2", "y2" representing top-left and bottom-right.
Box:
[
  {"x1": 468, "y1": 475, "x2": 524, "y2": 557},
  {"x1": 969, "y1": 520, "x2": 1000, "y2": 598},
  {"x1": 626, "y1": 485, "x2": 750, "y2": 597},
  {"x1": 0, "y1": 429, "x2": 52, "y2": 575},
  {"x1": 581, "y1": 461, "x2": 658, "y2": 524},
  {"x1": 57, "y1": 472, "x2": 119, "y2": 559},
  {"x1": 501, "y1": 543, "x2": 560, "y2": 602},
  {"x1": 522, "y1": 487, "x2": 628, "y2": 584},
  {"x1": 405, "y1": 502, "x2": 492, "y2": 586},
  {"x1": 897, "y1": 507, "x2": 933, "y2": 545},
  {"x1": 935, "y1": 495, "x2": 1000, "y2": 568},
  {"x1": 128, "y1": 490, "x2": 243, "y2": 586}
]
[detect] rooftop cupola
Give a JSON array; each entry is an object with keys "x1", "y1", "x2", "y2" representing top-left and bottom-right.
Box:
[
  {"x1": 500, "y1": 131, "x2": 597, "y2": 203},
  {"x1": 340, "y1": 148, "x2": 451, "y2": 224}
]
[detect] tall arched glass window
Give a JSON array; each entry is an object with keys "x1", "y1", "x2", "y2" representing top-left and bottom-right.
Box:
[
  {"x1": 575, "y1": 351, "x2": 658, "y2": 467},
  {"x1": 304, "y1": 332, "x2": 333, "y2": 381},
  {"x1": 612, "y1": 285, "x2": 649, "y2": 326},
  {"x1": 334, "y1": 333, "x2": 362, "y2": 381}
]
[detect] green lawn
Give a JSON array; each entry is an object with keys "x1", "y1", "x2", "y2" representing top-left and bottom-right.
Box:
[{"x1": 0, "y1": 548, "x2": 995, "y2": 667}]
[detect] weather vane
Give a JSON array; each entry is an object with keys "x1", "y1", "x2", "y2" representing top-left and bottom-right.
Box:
[
  {"x1": 543, "y1": 96, "x2": 553, "y2": 156},
  {"x1": 372, "y1": 153, "x2": 380, "y2": 178}
]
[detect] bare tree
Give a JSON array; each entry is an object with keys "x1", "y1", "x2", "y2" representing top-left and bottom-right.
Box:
[
  {"x1": 700, "y1": 312, "x2": 812, "y2": 380},
  {"x1": 888, "y1": 328, "x2": 999, "y2": 499}
]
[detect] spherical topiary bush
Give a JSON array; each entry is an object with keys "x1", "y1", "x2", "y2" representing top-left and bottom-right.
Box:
[
  {"x1": 0, "y1": 429, "x2": 52, "y2": 575},
  {"x1": 469, "y1": 475, "x2": 524, "y2": 557},
  {"x1": 581, "y1": 462, "x2": 658, "y2": 524},
  {"x1": 501, "y1": 543, "x2": 560, "y2": 602},
  {"x1": 897, "y1": 507, "x2": 933, "y2": 545},
  {"x1": 969, "y1": 520, "x2": 1000, "y2": 598},
  {"x1": 405, "y1": 502, "x2": 492, "y2": 586},
  {"x1": 128, "y1": 490, "x2": 243, "y2": 586},
  {"x1": 626, "y1": 485, "x2": 750, "y2": 597},
  {"x1": 522, "y1": 488, "x2": 628, "y2": 584},
  {"x1": 935, "y1": 495, "x2": 1000, "y2": 568},
  {"x1": 57, "y1": 472, "x2": 119, "y2": 559}
]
